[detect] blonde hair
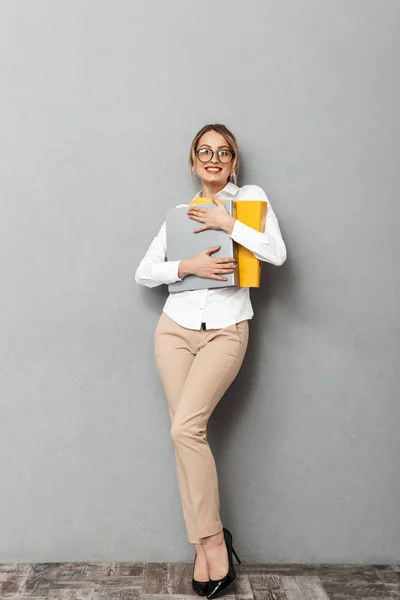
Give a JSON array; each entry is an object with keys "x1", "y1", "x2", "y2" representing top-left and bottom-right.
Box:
[{"x1": 189, "y1": 123, "x2": 240, "y2": 184}]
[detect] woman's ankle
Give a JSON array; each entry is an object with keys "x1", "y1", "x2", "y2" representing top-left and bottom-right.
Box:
[{"x1": 202, "y1": 530, "x2": 224, "y2": 548}]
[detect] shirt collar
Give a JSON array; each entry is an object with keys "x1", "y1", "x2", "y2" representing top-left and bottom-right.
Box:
[{"x1": 196, "y1": 181, "x2": 239, "y2": 198}]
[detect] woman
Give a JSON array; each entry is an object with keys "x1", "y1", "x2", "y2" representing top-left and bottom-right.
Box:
[{"x1": 135, "y1": 124, "x2": 287, "y2": 598}]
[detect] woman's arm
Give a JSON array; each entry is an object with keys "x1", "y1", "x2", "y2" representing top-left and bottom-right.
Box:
[
  {"x1": 228, "y1": 187, "x2": 287, "y2": 266},
  {"x1": 134, "y1": 221, "x2": 188, "y2": 287}
]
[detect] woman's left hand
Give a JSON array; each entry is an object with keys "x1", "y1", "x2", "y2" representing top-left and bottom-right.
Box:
[{"x1": 187, "y1": 197, "x2": 236, "y2": 234}]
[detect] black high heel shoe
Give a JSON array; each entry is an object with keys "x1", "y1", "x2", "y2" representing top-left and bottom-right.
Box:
[
  {"x1": 192, "y1": 553, "x2": 209, "y2": 596},
  {"x1": 207, "y1": 527, "x2": 241, "y2": 599}
]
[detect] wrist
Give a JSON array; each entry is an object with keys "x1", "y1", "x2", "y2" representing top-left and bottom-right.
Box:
[
  {"x1": 178, "y1": 259, "x2": 193, "y2": 278},
  {"x1": 224, "y1": 216, "x2": 236, "y2": 235}
]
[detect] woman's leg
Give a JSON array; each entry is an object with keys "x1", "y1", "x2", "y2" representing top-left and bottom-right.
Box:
[
  {"x1": 154, "y1": 312, "x2": 249, "y2": 566},
  {"x1": 170, "y1": 319, "x2": 249, "y2": 541},
  {"x1": 154, "y1": 312, "x2": 203, "y2": 545}
]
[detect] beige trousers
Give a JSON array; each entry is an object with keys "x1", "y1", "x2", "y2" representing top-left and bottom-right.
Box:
[{"x1": 153, "y1": 311, "x2": 249, "y2": 544}]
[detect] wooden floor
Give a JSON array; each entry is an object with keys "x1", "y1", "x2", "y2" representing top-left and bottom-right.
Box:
[{"x1": 0, "y1": 562, "x2": 399, "y2": 600}]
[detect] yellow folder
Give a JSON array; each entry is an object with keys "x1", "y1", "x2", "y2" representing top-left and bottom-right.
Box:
[{"x1": 189, "y1": 197, "x2": 268, "y2": 287}]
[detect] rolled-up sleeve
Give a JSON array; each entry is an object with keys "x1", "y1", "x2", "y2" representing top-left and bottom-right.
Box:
[
  {"x1": 229, "y1": 188, "x2": 287, "y2": 266},
  {"x1": 134, "y1": 221, "x2": 183, "y2": 287}
]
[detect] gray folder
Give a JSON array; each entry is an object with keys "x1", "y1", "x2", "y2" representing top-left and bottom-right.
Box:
[{"x1": 166, "y1": 200, "x2": 239, "y2": 293}]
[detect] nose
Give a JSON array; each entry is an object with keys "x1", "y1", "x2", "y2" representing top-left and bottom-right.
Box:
[{"x1": 210, "y1": 152, "x2": 219, "y2": 164}]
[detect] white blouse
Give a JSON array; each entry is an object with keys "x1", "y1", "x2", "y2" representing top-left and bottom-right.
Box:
[{"x1": 135, "y1": 182, "x2": 287, "y2": 329}]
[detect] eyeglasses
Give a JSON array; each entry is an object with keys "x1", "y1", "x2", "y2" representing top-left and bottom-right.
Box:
[{"x1": 195, "y1": 148, "x2": 235, "y2": 164}]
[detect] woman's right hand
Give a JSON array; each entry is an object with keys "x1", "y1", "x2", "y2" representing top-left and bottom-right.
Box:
[{"x1": 178, "y1": 246, "x2": 237, "y2": 281}]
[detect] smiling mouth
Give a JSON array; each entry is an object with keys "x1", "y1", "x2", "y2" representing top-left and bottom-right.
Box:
[{"x1": 205, "y1": 167, "x2": 222, "y2": 173}]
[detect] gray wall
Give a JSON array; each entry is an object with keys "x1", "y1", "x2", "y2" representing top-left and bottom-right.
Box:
[{"x1": 1, "y1": 0, "x2": 399, "y2": 563}]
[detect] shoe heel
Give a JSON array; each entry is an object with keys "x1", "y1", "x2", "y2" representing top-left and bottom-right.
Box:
[
  {"x1": 207, "y1": 527, "x2": 240, "y2": 599},
  {"x1": 231, "y1": 545, "x2": 241, "y2": 564}
]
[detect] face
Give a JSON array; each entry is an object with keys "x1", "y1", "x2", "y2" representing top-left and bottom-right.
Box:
[{"x1": 193, "y1": 130, "x2": 235, "y2": 187}]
